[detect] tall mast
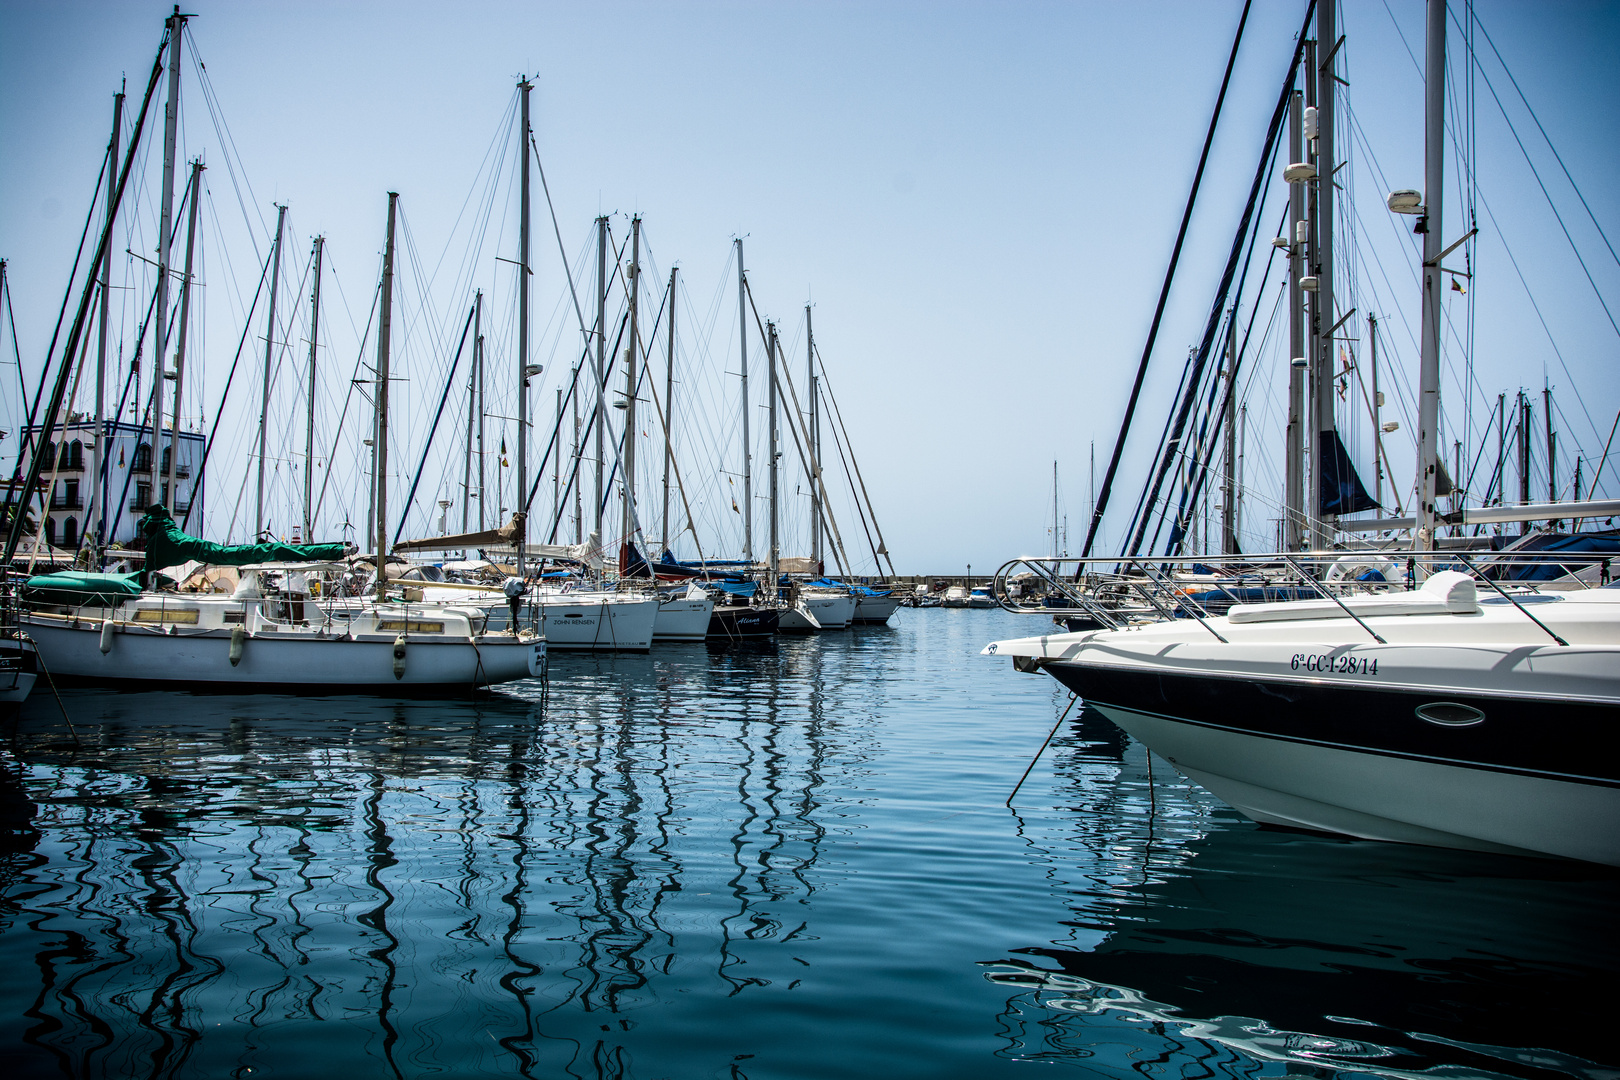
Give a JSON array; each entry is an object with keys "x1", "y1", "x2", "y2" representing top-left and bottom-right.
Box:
[
  {"x1": 1221, "y1": 310, "x2": 1238, "y2": 554},
  {"x1": 1052, "y1": 461, "x2": 1060, "y2": 559},
  {"x1": 1544, "y1": 380, "x2": 1556, "y2": 503},
  {"x1": 148, "y1": 6, "x2": 185, "y2": 489},
  {"x1": 1285, "y1": 87, "x2": 1306, "y2": 551},
  {"x1": 553, "y1": 386, "x2": 562, "y2": 534},
  {"x1": 255, "y1": 204, "x2": 286, "y2": 537},
  {"x1": 766, "y1": 320, "x2": 779, "y2": 582},
  {"x1": 622, "y1": 215, "x2": 641, "y2": 562},
  {"x1": 572, "y1": 360, "x2": 582, "y2": 543},
  {"x1": 1311, "y1": 0, "x2": 1338, "y2": 548},
  {"x1": 91, "y1": 88, "x2": 123, "y2": 552},
  {"x1": 165, "y1": 157, "x2": 202, "y2": 514},
  {"x1": 476, "y1": 295, "x2": 485, "y2": 531},
  {"x1": 1369, "y1": 312, "x2": 1384, "y2": 510},
  {"x1": 736, "y1": 237, "x2": 752, "y2": 562},
  {"x1": 661, "y1": 267, "x2": 677, "y2": 555},
  {"x1": 807, "y1": 303, "x2": 821, "y2": 569},
  {"x1": 1517, "y1": 390, "x2": 1531, "y2": 535},
  {"x1": 1413, "y1": 0, "x2": 1446, "y2": 550},
  {"x1": 516, "y1": 78, "x2": 532, "y2": 579},
  {"x1": 374, "y1": 191, "x2": 398, "y2": 593},
  {"x1": 593, "y1": 215, "x2": 608, "y2": 550},
  {"x1": 304, "y1": 234, "x2": 324, "y2": 539},
  {"x1": 462, "y1": 289, "x2": 481, "y2": 534}
]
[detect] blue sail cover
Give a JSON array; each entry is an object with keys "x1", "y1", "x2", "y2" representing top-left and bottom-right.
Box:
[
  {"x1": 806, "y1": 577, "x2": 890, "y2": 597},
  {"x1": 1319, "y1": 430, "x2": 1379, "y2": 516}
]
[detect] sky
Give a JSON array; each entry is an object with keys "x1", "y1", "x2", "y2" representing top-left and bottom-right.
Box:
[{"x1": 2, "y1": 0, "x2": 1617, "y2": 574}]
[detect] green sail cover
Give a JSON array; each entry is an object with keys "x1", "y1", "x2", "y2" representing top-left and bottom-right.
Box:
[
  {"x1": 23, "y1": 571, "x2": 147, "y2": 607},
  {"x1": 138, "y1": 505, "x2": 353, "y2": 583}
]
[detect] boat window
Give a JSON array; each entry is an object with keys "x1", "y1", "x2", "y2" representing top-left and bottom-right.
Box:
[
  {"x1": 377, "y1": 620, "x2": 446, "y2": 634},
  {"x1": 133, "y1": 608, "x2": 201, "y2": 624}
]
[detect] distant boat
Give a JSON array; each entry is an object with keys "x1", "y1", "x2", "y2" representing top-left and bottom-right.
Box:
[
  {"x1": 941, "y1": 585, "x2": 969, "y2": 608},
  {"x1": 967, "y1": 586, "x2": 996, "y2": 609}
]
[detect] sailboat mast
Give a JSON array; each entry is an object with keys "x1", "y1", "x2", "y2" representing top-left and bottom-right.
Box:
[
  {"x1": 165, "y1": 158, "x2": 202, "y2": 514},
  {"x1": 661, "y1": 266, "x2": 677, "y2": 555},
  {"x1": 516, "y1": 78, "x2": 532, "y2": 579},
  {"x1": 593, "y1": 214, "x2": 608, "y2": 550},
  {"x1": 476, "y1": 294, "x2": 485, "y2": 532},
  {"x1": 462, "y1": 289, "x2": 480, "y2": 534},
  {"x1": 736, "y1": 238, "x2": 752, "y2": 562},
  {"x1": 1052, "y1": 461, "x2": 1060, "y2": 559},
  {"x1": 91, "y1": 88, "x2": 123, "y2": 552},
  {"x1": 553, "y1": 386, "x2": 562, "y2": 534},
  {"x1": 1369, "y1": 312, "x2": 1383, "y2": 509},
  {"x1": 1222, "y1": 311, "x2": 1238, "y2": 554},
  {"x1": 304, "y1": 235, "x2": 324, "y2": 539},
  {"x1": 1311, "y1": 0, "x2": 1338, "y2": 548},
  {"x1": 256, "y1": 205, "x2": 286, "y2": 537},
  {"x1": 767, "y1": 320, "x2": 779, "y2": 582},
  {"x1": 572, "y1": 360, "x2": 582, "y2": 543},
  {"x1": 807, "y1": 303, "x2": 821, "y2": 569},
  {"x1": 622, "y1": 214, "x2": 641, "y2": 562},
  {"x1": 374, "y1": 191, "x2": 398, "y2": 592},
  {"x1": 1413, "y1": 0, "x2": 1446, "y2": 550},
  {"x1": 1285, "y1": 87, "x2": 1306, "y2": 551},
  {"x1": 148, "y1": 6, "x2": 185, "y2": 489}
]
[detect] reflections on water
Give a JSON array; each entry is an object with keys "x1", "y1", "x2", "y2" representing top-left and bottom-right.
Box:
[{"x1": 1, "y1": 609, "x2": 1613, "y2": 1079}]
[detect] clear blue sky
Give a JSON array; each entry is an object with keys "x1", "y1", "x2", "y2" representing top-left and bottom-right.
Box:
[{"x1": 3, "y1": 1, "x2": 1616, "y2": 571}]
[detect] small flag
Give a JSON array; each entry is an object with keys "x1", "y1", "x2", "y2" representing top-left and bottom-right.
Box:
[
  {"x1": 731, "y1": 497, "x2": 740, "y2": 513},
  {"x1": 118, "y1": 446, "x2": 125, "y2": 467},
  {"x1": 1450, "y1": 277, "x2": 1467, "y2": 294}
]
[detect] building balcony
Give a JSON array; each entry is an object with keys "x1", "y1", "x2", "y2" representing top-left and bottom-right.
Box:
[{"x1": 49, "y1": 496, "x2": 83, "y2": 511}]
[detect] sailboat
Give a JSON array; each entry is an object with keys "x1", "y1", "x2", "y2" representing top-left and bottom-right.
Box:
[{"x1": 985, "y1": 0, "x2": 1620, "y2": 865}]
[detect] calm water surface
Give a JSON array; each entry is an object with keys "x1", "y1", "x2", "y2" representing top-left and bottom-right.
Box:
[{"x1": 0, "y1": 608, "x2": 1612, "y2": 1079}]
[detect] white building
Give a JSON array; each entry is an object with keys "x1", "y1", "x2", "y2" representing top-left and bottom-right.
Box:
[{"x1": 7, "y1": 420, "x2": 205, "y2": 550}]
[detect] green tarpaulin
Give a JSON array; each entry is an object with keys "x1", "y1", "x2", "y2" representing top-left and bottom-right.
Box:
[
  {"x1": 23, "y1": 571, "x2": 146, "y2": 607},
  {"x1": 138, "y1": 505, "x2": 353, "y2": 584}
]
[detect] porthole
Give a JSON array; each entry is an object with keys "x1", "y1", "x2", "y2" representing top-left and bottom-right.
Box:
[{"x1": 1415, "y1": 701, "x2": 1485, "y2": 727}]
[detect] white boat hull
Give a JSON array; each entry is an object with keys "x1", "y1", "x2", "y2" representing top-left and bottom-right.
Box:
[
  {"x1": 1094, "y1": 702, "x2": 1619, "y2": 864},
  {"x1": 653, "y1": 597, "x2": 713, "y2": 642},
  {"x1": 780, "y1": 594, "x2": 856, "y2": 632},
  {"x1": 534, "y1": 594, "x2": 657, "y2": 651},
  {"x1": 853, "y1": 594, "x2": 900, "y2": 624},
  {"x1": 23, "y1": 614, "x2": 542, "y2": 691}
]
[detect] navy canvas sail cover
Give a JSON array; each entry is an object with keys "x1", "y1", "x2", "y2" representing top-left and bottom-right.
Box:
[{"x1": 1318, "y1": 430, "x2": 1379, "y2": 517}]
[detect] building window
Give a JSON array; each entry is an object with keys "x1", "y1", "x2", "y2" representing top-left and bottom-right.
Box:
[
  {"x1": 134, "y1": 481, "x2": 152, "y2": 510},
  {"x1": 132, "y1": 442, "x2": 152, "y2": 473},
  {"x1": 39, "y1": 442, "x2": 57, "y2": 470},
  {"x1": 67, "y1": 440, "x2": 84, "y2": 469},
  {"x1": 44, "y1": 518, "x2": 55, "y2": 547},
  {"x1": 63, "y1": 517, "x2": 78, "y2": 549}
]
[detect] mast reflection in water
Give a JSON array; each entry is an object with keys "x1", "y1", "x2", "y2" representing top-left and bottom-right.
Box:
[{"x1": 1, "y1": 610, "x2": 1614, "y2": 1079}]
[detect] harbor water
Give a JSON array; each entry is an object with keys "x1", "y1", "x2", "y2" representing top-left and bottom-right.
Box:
[{"x1": 1, "y1": 608, "x2": 1612, "y2": 1079}]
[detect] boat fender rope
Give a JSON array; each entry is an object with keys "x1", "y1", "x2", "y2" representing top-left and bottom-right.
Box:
[
  {"x1": 229, "y1": 626, "x2": 245, "y2": 667},
  {"x1": 393, "y1": 633, "x2": 407, "y2": 680}
]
